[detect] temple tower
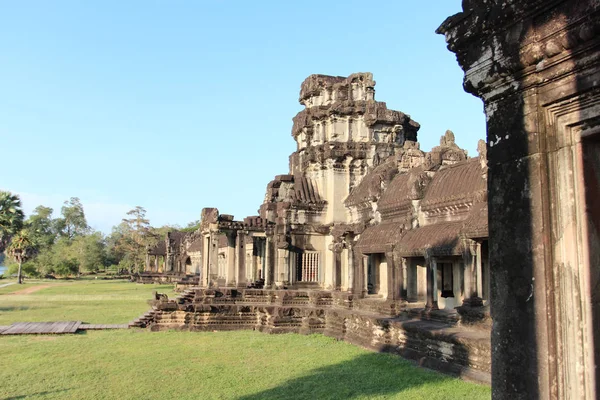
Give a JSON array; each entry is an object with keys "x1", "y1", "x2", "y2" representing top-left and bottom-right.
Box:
[{"x1": 289, "y1": 73, "x2": 420, "y2": 223}]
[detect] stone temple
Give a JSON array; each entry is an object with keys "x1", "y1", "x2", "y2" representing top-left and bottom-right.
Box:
[{"x1": 138, "y1": 72, "x2": 492, "y2": 382}]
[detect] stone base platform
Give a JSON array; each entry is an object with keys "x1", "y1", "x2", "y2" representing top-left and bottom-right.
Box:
[{"x1": 142, "y1": 288, "x2": 491, "y2": 383}]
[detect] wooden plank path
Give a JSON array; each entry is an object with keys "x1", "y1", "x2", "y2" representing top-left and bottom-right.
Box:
[
  {"x1": 1, "y1": 321, "x2": 82, "y2": 335},
  {"x1": 0, "y1": 321, "x2": 129, "y2": 335},
  {"x1": 79, "y1": 324, "x2": 129, "y2": 330}
]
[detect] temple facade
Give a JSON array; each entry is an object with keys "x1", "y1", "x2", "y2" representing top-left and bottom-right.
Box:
[{"x1": 181, "y1": 73, "x2": 490, "y2": 315}]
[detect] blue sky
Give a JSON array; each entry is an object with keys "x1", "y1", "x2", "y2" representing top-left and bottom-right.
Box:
[{"x1": 0, "y1": 1, "x2": 484, "y2": 233}]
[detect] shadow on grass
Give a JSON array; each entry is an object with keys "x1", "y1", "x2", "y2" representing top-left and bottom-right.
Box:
[
  {"x1": 5, "y1": 389, "x2": 71, "y2": 399},
  {"x1": 237, "y1": 352, "x2": 455, "y2": 400},
  {"x1": 0, "y1": 306, "x2": 30, "y2": 312}
]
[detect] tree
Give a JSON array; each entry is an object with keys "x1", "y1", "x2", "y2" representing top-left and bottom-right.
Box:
[
  {"x1": 0, "y1": 191, "x2": 25, "y2": 253},
  {"x1": 26, "y1": 205, "x2": 55, "y2": 249},
  {"x1": 56, "y1": 197, "x2": 89, "y2": 239},
  {"x1": 118, "y1": 206, "x2": 156, "y2": 273},
  {"x1": 7, "y1": 229, "x2": 34, "y2": 284},
  {"x1": 71, "y1": 232, "x2": 106, "y2": 273}
]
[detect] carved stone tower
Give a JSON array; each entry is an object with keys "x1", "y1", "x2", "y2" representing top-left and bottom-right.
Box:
[{"x1": 289, "y1": 73, "x2": 420, "y2": 223}]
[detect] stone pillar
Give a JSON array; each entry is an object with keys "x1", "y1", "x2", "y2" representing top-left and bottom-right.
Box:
[
  {"x1": 209, "y1": 233, "x2": 219, "y2": 287},
  {"x1": 202, "y1": 235, "x2": 210, "y2": 287},
  {"x1": 385, "y1": 251, "x2": 397, "y2": 300},
  {"x1": 475, "y1": 242, "x2": 483, "y2": 298},
  {"x1": 439, "y1": 2, "x2": 600, "y2": 397},
  {"x1": 226, "y1": 232, "x2": 236, "y2": 287},
  {"x1": 425, "y1": 254, "x2": 438, "y2": 310},
  {"x1": 236, "y1": 232, "x2": 246, "y2": 288},
  {"x1": 276, "y1": 249, "x2": 289, "y2": 286},
  {"x1": 145, "y1": 252, "x2": 150, "y2": 272},
  {"x1": 347, "y1": 242, "x2": 354, "y2": 293},
  {"x1": 362, "y1": 255, "x2": 368, "y2": 297},
  {"x1": 401, "y1": 257, "x2": 408, "y2": 300},
  {"x1": 154, "y1": 255, "x2": 159, "y2": 273},
  {"x1": 264, "y1": 237, "x2": 272, "y2": 288},
  {"x1": 461, "y1": 242, "x2": 475, "y2": 302}
]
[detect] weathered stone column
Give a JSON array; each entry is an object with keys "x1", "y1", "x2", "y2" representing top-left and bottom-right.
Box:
[
  {"x1": 347, "y1": 242, "x2": 354, "y2": 293},
  {"x1": 461, "y1": 242, "x2": 475, "y2": 302},
  {"x1": 236, "y1": 232, "x2": 247, "y2": 288},
  {"x1": 439, "y1": 2, "x2": 600, "y2": 398},
  {"x1": 154, "y1": 255, "x2": 159, "y2": 273},
  {"x1": 401, "y1": 257, "x2": 407, "y2": 299},
  {"x1": 385, "y1": 251, "x2": 397, "y2": 301},
  {"x1": 209, "y1": 233, "x2": 219, "y2": 287},
  {"x1": 425, "y1": 253, "x2": 438, "y2": 310},
  {"x1": 475, "y1": 242, "x2": 483, "y2": 298},
  {"x1": 276, "y1": 249, "x2": 289, "y2": 287},
  {"x1": 226, "y1": 231, "x2": 236, "y2": 287},
  {"x1": 202, "y1": 235, "x2": 210, "y2": 287},
  {"x1": 362, "y1": 255, "x2": 368, "y2": 296},
  {"x1": 264, "y1": 237, "x2": 272, "y2": 288},
  {"x1": 145, "y1": 251, "x2": 150, "y2": 272}
]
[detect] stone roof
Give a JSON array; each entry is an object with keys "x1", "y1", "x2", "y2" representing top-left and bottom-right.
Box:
[
  {"x1": 345, "y1": 156, "x2": 399, "y2": 207},
  {"x1": 461, "y1": 202, "x2": 489, "y2": 239},
  {"x1": 148, "y1": 240, "x2": 166, "y2": 256},
  {"x1": 355, "y1": 222, "x2": 404, "y2": 254},
  {"x1": 421, "y1": 158, "x2": 486, "y2": 211},
  {"x1": 290, "y1": 176, "x2": 323, "y2": 204},
  {"x1": 396, "y1": 222, "x2": 464, "y2": 257},
  {"x1": 377, "y1": 166, "x2": 427, "y2": 215},
  {"x1": 168, "y1": 231, "x2": 189, "y2": 247}
]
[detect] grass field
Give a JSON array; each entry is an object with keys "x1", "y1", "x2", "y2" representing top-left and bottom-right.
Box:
[
  {"x1": 0, "y1": 279, "x2": 174, "y2": 325},
  {"x1": 0, "y1": 330, "x2": 490, "y2": 400},
  {"x1": 0, "y1": 279, "x2": 490, "y2": 399}
]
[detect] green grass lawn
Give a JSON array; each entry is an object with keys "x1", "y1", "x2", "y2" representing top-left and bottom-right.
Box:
[
  {"x1": 0, "y1": 279, "x2": 175, "y2": 325},
  {"x1": 0, "y1": 279, "x2": 490, "y2": 399},
  {"x1": 0, "y1": 330, "x2": 490, "y2": 400}
]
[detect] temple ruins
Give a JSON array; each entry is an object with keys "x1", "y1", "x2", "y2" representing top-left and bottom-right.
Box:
[{"x1": 138, "y1": 73, "x2": 492, "y2": 382}]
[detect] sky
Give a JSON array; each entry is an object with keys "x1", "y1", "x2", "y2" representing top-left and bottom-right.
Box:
[{"x1": 0, "y1": 0, "x2": 485, "y2": 233}]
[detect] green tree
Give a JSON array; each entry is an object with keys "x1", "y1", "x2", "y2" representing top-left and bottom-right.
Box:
[
  {"x1": 0, "y1": 191, "x2": 25, "y2": 253},
  {"x1": 71, "y1": 232, "x2": 106, "y2": 273},
  {"x1": 26, "y1": 205, "x2": 55, "y2": 249},
  {"x1": 56, "y1": 197, "x2": 89, "y2": 239},
  {"x1": 119, "y1": 206, "x2": 156, "y2": 273},
  {"x1": 6, "y1": 229, "x2": 34, "y2": 284}
]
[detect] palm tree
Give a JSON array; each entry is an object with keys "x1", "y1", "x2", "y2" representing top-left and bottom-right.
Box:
[
  {"x1": 0, "y1": 191, "x2": 25, "y2": 253},
  {"x1": 7, "y1": 230, "x2": 34, "y2": 284}
]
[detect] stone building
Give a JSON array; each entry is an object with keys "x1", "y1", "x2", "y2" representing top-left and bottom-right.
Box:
[
  {"x1": 139, "y1": 73, "x2": 492, "y2": 380},
  {"x1": 192, "y1": 73, "x2": 490, "y2": 314}
]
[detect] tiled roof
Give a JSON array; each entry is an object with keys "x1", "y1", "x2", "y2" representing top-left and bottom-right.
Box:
[
  {"x1": 148, "y1": 240, "x2": 166, "y2": 256},
  {"x1": 377, "y1": 167, "x2": 425, "y2": 214},
  {"x1": 461, "y1": 202, "x2": 488, "y2": 239},
  {"x1": 356, "y1": 222, "x2": 404, "y2": 254},
  {"x1": 345, "y1": 157, "x2": 398, "y2": 207},
  {"x1": 421, "y1": 158, "x2": 485, "y2": 211},
  {"x1": 396, "y1": 222, "x2": 464, "y2": 257}
]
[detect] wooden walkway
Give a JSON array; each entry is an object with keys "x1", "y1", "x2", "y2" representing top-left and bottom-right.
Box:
[
  {"x1": 0, "y1": 321, "x2": 129, "y2": 335},
  {"x1": 1, "y1": 321, "x2": 82, "y2": 335},
  {"x1": 79, "y1": 324, "x2": 129, "y2": 330}
]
